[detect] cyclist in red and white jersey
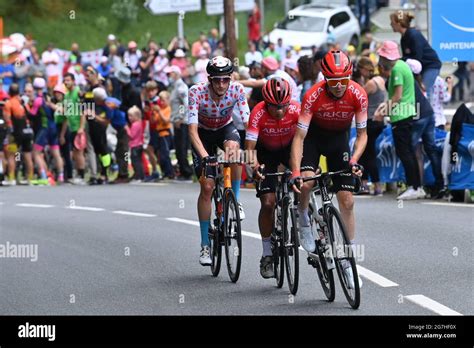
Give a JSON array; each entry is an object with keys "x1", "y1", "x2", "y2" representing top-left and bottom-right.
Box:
[
  {"x1": 290, "y1": 51, "x2": 368, "y2": 288},
  {"x1": 188, "y1": 56, "x2": 250, "y2": 266},
  {"x1": 245, "y1": 78, "x2": 300, "y2": 278}
]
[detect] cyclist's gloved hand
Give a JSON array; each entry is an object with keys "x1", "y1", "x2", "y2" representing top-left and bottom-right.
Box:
[
  {"x1": 252, "y1": 164, "x2": 265, "y2": 181},
  {"x1": 289, "y1": 170, "x2": 303, "y2": 194},
  {"x1": 202, "y1": 155, "x2": 218, "y2": 167},
  {"x1": 349, "y1": 159, "x2": 364, "y2": 177}
]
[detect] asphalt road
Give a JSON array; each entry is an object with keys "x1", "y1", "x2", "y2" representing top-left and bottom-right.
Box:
[{"x1": 0, "y1": 182, "x2": 472, "y2": 315}]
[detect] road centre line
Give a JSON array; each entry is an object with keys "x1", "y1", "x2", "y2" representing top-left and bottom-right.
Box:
[{"x1": 404, "y1": 295, "x2": 463, "y2": 316}]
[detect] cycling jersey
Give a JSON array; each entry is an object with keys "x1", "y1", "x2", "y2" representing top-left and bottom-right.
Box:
[
  {"x1": 298, "y1": 80, "x2": 368, "y2": 132},
  {"x1": 246, "y1": 100, "x2": 300, "y2": 151},
  {"x1": 188, "y1": 81, "x2": 250, "y2": 130}
]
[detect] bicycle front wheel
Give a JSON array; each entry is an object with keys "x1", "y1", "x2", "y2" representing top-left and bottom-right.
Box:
[
  {"x1": 326, "y1": 205, "x2": 360, "y2": 309},
  {"x1": 273, "y1": 206, "x2": 284, "y2": 288},
  {"x1": 309, "y1": 204, "x2": 335, "y2": 302},
  {"x1": 282, "y1": 197, "x2": 299, "y2": 295},
  {"x1": 209, "y1": 187, "x2": 222, "y2": 277},
  {"x1": 223, "y1": 189, "x2": 242, "y2": 283}
]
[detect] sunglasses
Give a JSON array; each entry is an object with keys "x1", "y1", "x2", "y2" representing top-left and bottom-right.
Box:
[
  {"x1": 267, "y1": 102, "x2": 290, "y2": 110},
  {"x1": 326, "y1": 77, "x2": 350, "y2": 88},
  {"x1": 210, "y1": 77, "x2": 231, "y2": 83}
]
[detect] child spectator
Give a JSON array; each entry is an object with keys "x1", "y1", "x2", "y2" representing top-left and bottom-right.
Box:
[
  {"x1": 125, "y1": 106, "x2": 144, "y2": 181},
  {"x1": 154, "y1": 91, "x2": 174, "y2": 179}
]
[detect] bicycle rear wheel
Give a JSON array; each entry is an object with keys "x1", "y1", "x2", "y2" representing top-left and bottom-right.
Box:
[
  {"x1": 309, "y1": 204, "x2": 335, "y2": 302},
  {"x1": 273, "y1": 206, "x2": 284, "y2": 288},
  {"x1": 282, "y1": 197, "x2": 299, "y2": 295},
  {"x1": 209, "y1": 187, "x2": 222, "y2": 277},
  {"x1": 326, "y1": 205, "x2": 360, "y2": 309},
  {"x1": 223, "y1": 189, "x2": 242, "y2": 283}
]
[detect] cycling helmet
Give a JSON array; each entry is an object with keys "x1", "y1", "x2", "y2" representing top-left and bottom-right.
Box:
[
  {"x1": 262, "y1": 77, "x2": 291, "y2": 105},
  {"x1": 321, "y1": 50, "x2": 353, "y2": 78},
  {"x1": 206, "y1": 56, "x2": 234, "y2": 76}
]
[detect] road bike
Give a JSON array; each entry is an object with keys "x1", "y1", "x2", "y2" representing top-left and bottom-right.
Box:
[{"x1": 207, "y1": 160, "x2": 242, "y2": 283}]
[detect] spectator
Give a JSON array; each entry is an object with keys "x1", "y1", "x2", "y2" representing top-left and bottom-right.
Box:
[
  {"x1": 245, "y1": 42, "x2": 263, "y2": 66},
  {"x1": 240, "y1": 57, "x2": 299, "y2": 102},
  {"x1": 154, "y1": 91, "x2": 174, "y2": 179},
  {"x1": 374, "y1": 41, "x2": 423, "y2": 200},
  {"x1": 275, "y1": 38, "x2": 287, "y2": 64},
  {"x1": 297, "y1": 56, "x2": 317, "y2": 102},
  {"x1": 53, "y1": 84, "x2": 73, "y2": 182},
  {"x1": 405, "y1": 58, "x2": 444, "y2": 198},
  {"x1": 312, "y1": 49, "x2": 326, "y2": 83},
  {"x1": 194, "y1": 49, "x2": 210, "y2": 84},
  {"x1": 212, "y1": 40, "x2": 225, "y2": 58},
  {"x1": 70, "y1": 42, "x2": 82, "y2": 64},
  {"x1": 123, "y1": 41, "x2": 142, "y2": 87},
  {"x1": 167, "y1": 36, "x2": 190, "y2": 58},
  {"x1": 283, "y1": 59, "x2": 299, "y2": 86},
  {"x1": 138, "y1": 48, "x2": 155, "y2": 87},
  {"x1": 208, "y1": 28, "x2": 220, "y2": 53},
  {"x1": 87, "y1": 87, "x2": 112, "y2": 184},
  {"x1": 97, "y1": 56, "x2": 111, "y2": 79},
  {"x1": 115, "y1": 66, "x2": 143, "y2": 118},
  {"x1": 248, "y1": 61, "x2": 264, "y2": 109},
  {"x1": 0, "y1": 57, "x2": 15, "y2": 93},
  {"x1": 390, "y1": 10, "x2": 442, "y2": 99},
  {"x1": 170, "y1": 49, "x2": 189, "y2": 82},
  {"x1": 191, "y1": 33, "x2": 211, "y2": 58},
  {"x1": 104, "y1": 97, "x2": 129, "y2": 183},
  {"x1": 248, "y1": 2, "x2": 262, "y2": 50},
  {"x1": 143, "y1": 80, "x2": 161, "y2": 181},
  {"x1": 103, "y1": 34, "x2": 125, "y2": 57},
  {"x1": 2, "y1": 83, "x2": 33, "y2": 185},
  {"x1": 263, "y1": 42, "x2": 281, "y2": 62},
  {"x1": 108, "y1": 45, "x2": 123, "y2": 99},
  {"x1": 41, "y1": 43, "x2": 61, "y2": 89},
  {"x1": 62, "y1": 73, "x2": 86, "y2": 184},
  {"x1": 125, "y1": 106, "x2": 144, "y2": 182},
  {"x1": 431, "y1": 75, "x2": 453, "y2": 129},
  {"x1": 152, "y1": 49, "x2": 169, "y2": 87},
  {"x1": 361, "y1": 29, "x2": 377, "y2": 55},
  {"x1": 452, "y1": 62, "x2": 470, "y2": 103},
  {"x1": 357, "y1": 57, "x2": 387, "y2": 195},
  {"x1": 166, "y1": 65, "x2": 193, "y2": 180}
]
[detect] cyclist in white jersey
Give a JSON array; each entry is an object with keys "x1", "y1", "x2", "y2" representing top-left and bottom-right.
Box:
[{"x1": 188, "y1": 56, "x2": 250, "y2": 266}]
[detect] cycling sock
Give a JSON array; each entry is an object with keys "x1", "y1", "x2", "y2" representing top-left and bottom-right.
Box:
[
  {"x1": 199, "y1": 220, "x2": 210, "y2": 247},
  {"x1": 298, "y1": 207, "x2": 310, "y2": 226},
  {"x1": 0, "y1": 159, "x2": 3, "y2": 175},
  {"x1": 262, "y1": 237, "x2": 272, "y2": 257},
  {"x1": 232, "y1": 180, "x2": 240, "y2": 200},
  {"x1": 78, "y1": 169, "x2": 85, "y2": 178},
  {"x1": 40, "y1": 169, "x2": 47, "y2": 180},
  {"x1": 350, "y1": 239, "x2": 357, "y2": 259}
]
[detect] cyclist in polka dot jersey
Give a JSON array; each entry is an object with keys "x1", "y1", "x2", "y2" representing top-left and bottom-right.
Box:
[{"x1": 187, "y1": 56, "x2": 250, "y2": 266}]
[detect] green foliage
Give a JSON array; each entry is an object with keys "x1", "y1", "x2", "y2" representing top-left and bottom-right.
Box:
[{"x1": 0, "y1": 0, "x2": 285, "y2": 61}]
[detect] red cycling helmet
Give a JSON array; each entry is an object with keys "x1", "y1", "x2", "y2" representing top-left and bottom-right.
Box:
[
  {"x1": 262, "y1": 77, "x2": 292, "y2": 106},
  {"x1": 321, "y1": 50, "x2": 353, "y2": 78}
]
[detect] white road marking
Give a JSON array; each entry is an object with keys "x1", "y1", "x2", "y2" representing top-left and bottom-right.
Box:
[
  {"x1": 353, "y1": 195, "x2": 373, "y2": 199},
  {"x1": 404, "y1": 295, "x2": 463, "y2": 316},
  {"x1": 128, "y1": 182, "x2": 168, "y2": 187},
  {"x1": 67, "y1": 206, "x2": 105, "y2": 212},
  {"x1": 357, "y1": 266, "x2": 399, "y2": 287},
  {"x1": 422, "y1": 202, "x2": 474, "y2": 208},
  {"x1": 166, "y1": 217, "x2": 260, "y2": 239},
  {"x1": 16, "y1": 203, "x2": 55, "y2": 208},
  {"x1": 167, "y1": 217, "x2": 399, "y2": 287},
  {"x1": 113, "y1": 210, "x2": 156, "y2": 217}
]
